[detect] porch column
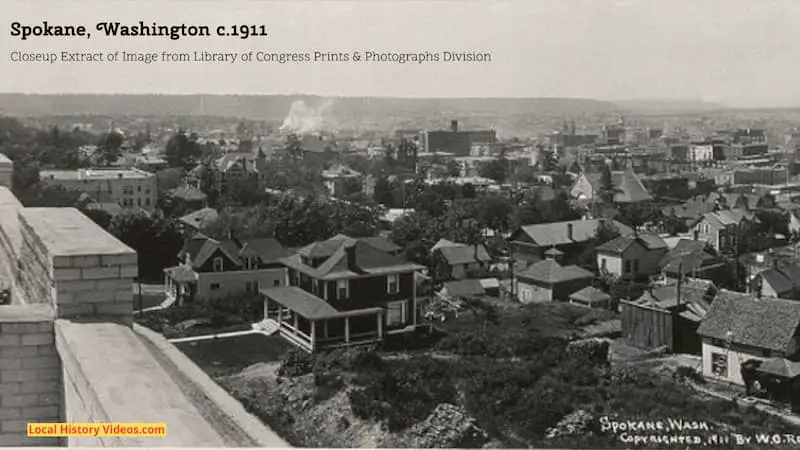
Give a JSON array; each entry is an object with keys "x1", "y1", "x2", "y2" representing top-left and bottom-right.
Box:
[
  {"x1": 377, "y1": 313, "x2": 383, "y2": 338},
  {"x1": 264, "y1": 296, "x2": 269, "y2": 321},
  {"x1": 412, "y1": 274, "x2": 417, "y2": 326},
  {"x1": 310, "y1": 321, "x2": 316, "y2": 351},
  {"x1": 324, "y1": 320, "x2": 329, "y2": 338},
  {"x1": 293, "y1": 312, "x2": 299, "y2": 333},
  {"x1": 277, "y1": 305, "x2": 282, "y2": 326},
  {"x1": 344, "y1": 316, "x2": 350, "y2": 343}
]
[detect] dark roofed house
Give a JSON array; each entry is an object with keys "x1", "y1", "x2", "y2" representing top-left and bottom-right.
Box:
[
  {"x1": 659, "y1": 239, "x2": 727, "y2": 284},
  {"x1": 752, "y1": 263, "x2": 800, "y2": 301},
  {"x1": 261, "y1": 234, "x2": 426, "y2": 352},
  {"x1": 509, "y1": 218, "x2": 633, "y2": 268},
  {"x1": 698, "y1": 293, "x2": 800, "y2": 385},
  {"x1": 596, "y1": 234, "x2": 668, "y2": 279},
  {"x1": 514, "y1": 252, "x2": 594, "y2": 303},
  {"x1": 570, "y1": 168, "x2": 653, "y2": 204},
  {"x1": 162, "y1": 234, "x2": 289, "y2": 305},
  {"x1": 431, "y1": 240, "x2": 492, "y2": 280}
]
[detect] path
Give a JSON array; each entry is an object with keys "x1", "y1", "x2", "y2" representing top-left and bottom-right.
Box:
[{"x1": 167, "y1": 320, "x2": 279, "y2": 344}]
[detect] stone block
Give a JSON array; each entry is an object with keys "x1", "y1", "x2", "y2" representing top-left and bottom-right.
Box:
[
  {"x1": 0, "y1": 369, "x2": 37, "y2": 383},
  {"x1": 21, "y1": 356, "x2": 59, "y2": 370},
  {"x1": 0, "y1": 382, "x2": 20, "y2": 396},
  {"x1": 36, "y1": 368, "x2": 60, "y2": 382},
  {"x1": 55, "y1": 280, "x2": 97, "y2": 292},
  {"x1": 37, "y1": 345, "x2": 55, "y2": 356},
  {"x1": 77, "y1": 290, "x2": 115, "y2": 304},
  {"x1": 51, "y1": 254, "x2": 72, "y2": 269},
  {"x1": 52, "y1": 267, "x2": 82, "y2": 282},
  {"x1": 20, "y1": 380, "x2": 59, "y2": 394},
  {"x1": 56, "y1": 303, "x2": 95, "y2": 317},
  {"x1": 2, "y1": 393, "x2": 39, "y2": 407},
  {"x1": 0, "y1": 335, "x2": 19, "y2": 347},
  {"x1": 95, "y1": 278, "x2": 130, "y2": 292},
  {"x1": 0, "y1": 346, "x2": 37, "y2": 358},
  {"x1": 1, "y1": 419, "x2": 28, "y2": 432},
  {"x1": 81, "y1": 267, "x2": 120, "y2": 280},
  {"x1": 21, "y1": 334, "x2": 53, "y2": 346},
  {"x1": 69, "y1": 255, "x2": 101, "y2": 268},
  {"x1": 37, "y1": 393, "x2": 59, "y2": 405},
  {"x1": 120, "y1": 264, "x2": 138, "y2": 278},
  {"x1": 95, "y1": 303, "x2": 133, "y2": 316},
  {"x1": 20, "y1": 405, "x2": 58, "y2": 419},
  {"x1": 0, "y1": 322, "x2": 51, "y2": 334},
  {"x1": 0, "y1": 357, "x2": 21, "y2": 370},
  {"x1": 114, "y1": 289, "x2": 133, "y2": 302},
  {"x1": 100, "y1": 253, "x2": 137, "y2": 267}
]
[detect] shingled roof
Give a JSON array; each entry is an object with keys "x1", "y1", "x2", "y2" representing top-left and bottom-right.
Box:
[
  {"x1": 596, "y1": 234, "x2": 667, "y2": 255},
  {"x1": 584, "y1": 169, "x2": 653, "y2": 203},
  {"x1": 697, "y1": 293, "x2": 800, "y2": 352},
  {"x1": 516, "y1": 259, "x2": 593, "y2": 284},
  {"x1": 511, "y1": 219, "x2": 633, "y2": 247}
]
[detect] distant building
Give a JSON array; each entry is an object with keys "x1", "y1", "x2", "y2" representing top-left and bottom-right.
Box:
[
  {"x1": 423, "y1": 120, "x2": 497, "y2": 156},
  {"x1": 596, "y1": 234, "x2": 669, "y2": 279},
  {"x1": 732, "y1": 166, "x2": 788, "y2": 186},
  {"x1": 514, "y1": 252, "x2": 594, "y2": 303},
  {"x1": 40, "y1": 167, "x2": 157, "y2": 210},
  {"x1": 570, "y1": 168, "x2": 653, "y2": 204},
  {"x1": 430, "y1": 239, "x2": 492, "y2": 280},
  {"x1": 321, "y1": 164, "x2": 362, "y2": 197},
  {"x1": 691, "y1": 209, "x2": 756, "y2": 253}
]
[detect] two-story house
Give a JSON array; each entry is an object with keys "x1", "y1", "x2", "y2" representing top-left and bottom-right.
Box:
[
  {"x1": 163, "y1": 234, "x2": 290, "y2": 305},
  {"x1": 596, "y1": 234, "x2": 668, "y2": 279},
  {"x1": 691, "y1": 209, "x2": 756, "y2": 253},
  {"x1": 509, "y1": 219, "x2": 633, "y2": 268},
  {"x1": 697, "y1": 292, "x2": 800, "y2": 386},
  {"x1": 259, "y1": 235, "x2": 426, "y2": 352}
]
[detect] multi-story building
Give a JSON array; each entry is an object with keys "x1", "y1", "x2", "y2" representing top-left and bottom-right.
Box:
[
  {"x1": 260, "y1": 234, "x2": 425, "y2": 352},
  {"x1": 39, "y1": 167, "x2": 157, "y2": 210},
  {"x1": 423, "y1": 120, "x2": 497, "y2": 156},
  {"x1": 732, "y1": 166, "x2": 788, "y2": 186}
]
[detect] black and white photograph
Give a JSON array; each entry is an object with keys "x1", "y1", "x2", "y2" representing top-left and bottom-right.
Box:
[{"x1": 3, "y1": 0, "x2": 800, "y2": 448}]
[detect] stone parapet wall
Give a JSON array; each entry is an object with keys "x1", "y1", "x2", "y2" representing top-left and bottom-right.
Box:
[{"x1": 0, "y1": 305, "x2": 62, "y2": 447}]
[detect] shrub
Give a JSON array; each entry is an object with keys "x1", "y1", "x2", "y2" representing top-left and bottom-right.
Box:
[{"x1": 278, "y1": 349, "x2": 313, "y2": 377}]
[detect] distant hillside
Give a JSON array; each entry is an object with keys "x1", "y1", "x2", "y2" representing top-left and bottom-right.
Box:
[
  {"x1": 612, "y1": 99, "x2": 729, "y2": 114},
  {"x1": 0, "y1": 94, "x2": 621, "y2": 120}
]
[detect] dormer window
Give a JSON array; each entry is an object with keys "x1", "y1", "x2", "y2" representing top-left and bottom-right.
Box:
[
  {"x1": 337, "y1": 279, "x2": 349, "y2": 300},
  {"x1": 212, "y1": 257, "x2": 224, "y2": 272},
  {"x1": 245, "y1": 257, "x2": 258, "y2": 270}
]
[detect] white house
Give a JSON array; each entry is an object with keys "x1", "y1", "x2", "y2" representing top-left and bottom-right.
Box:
[
  {"x1": 595, "y1": 234, "x2": 668, "y2": 278},
  {"x1": 697, "y1": 291, "x2": 800, "y2": 385}
]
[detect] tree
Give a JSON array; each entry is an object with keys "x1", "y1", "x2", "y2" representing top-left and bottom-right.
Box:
[
  {"x1": 538, "y1": 148, "x2": 557, "y2": 173},
  {"x1": 595, "y1": 220, "x2": 621, "y2": 247},
  {"x1": 108, "y1": 210, "x2": 184, "y2": 281},
  {"x1": 97, "y1": 131, "x2": 124, "y2": 166},
  {"x1": 165, "y1": 130, "x2": 201, "y2": 168},
  {"x1": 282, "y1": 134, "x2": 304, "y2": 161},
  {"x1": 478, "y1": 159, "x2": 508, "y2": 184}
]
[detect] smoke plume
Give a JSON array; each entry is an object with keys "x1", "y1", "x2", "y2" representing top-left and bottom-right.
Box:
[{"x1": 279, "y1": 99, "x2": 334, "y2": 134}]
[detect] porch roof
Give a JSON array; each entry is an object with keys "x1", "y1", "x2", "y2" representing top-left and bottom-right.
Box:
[
  {"x1": 260, "y1": 286, "x2": 383, "y2": 320},
  {"x1": 164, "y1": 265, "x2": 198, "y2": 283}
]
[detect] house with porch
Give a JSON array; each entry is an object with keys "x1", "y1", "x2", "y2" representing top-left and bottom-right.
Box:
[
  {"x1": 259, "y1": 234, "x2": 426, "y2": 352},
  {"x1": 691, "y1": 209, "x2": 756, "y2": 253},
  {"x1": 697, "y1": 292, "x2": 800, "y2": 386},
  {"x1": 163, "y1": 234, "x2": 290, "y2": 305}
]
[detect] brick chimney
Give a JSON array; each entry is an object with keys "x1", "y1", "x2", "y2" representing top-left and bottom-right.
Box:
[{"x1": 450, "y1": 120, "x2": 458, "y2": 132}]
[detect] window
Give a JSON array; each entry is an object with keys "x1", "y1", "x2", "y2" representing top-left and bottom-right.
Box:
[
  {"x1": 245, "y1": 281, "x2": 253, "y2": 292},
  {"x1": 137, "y1": 186, "x2": 142, "y2": 192},
  {"x1": 212, "y1": 257, "x2": 224, "y2": 272},
  {"x1": 624, "y1": 260, "x2": 632, "y2": 273},
  {"x1": 245, "y1": 257, "x2": 257, "y2": 270},
  {"x1": 704, "y1": 224, "x2": 710, "y2": 234},
  {"x1": 386, "y1": 300, "x2": 406, "y2": 326},
  {"x1": 337, "y1": 279, "x2": 349, "y2": 300},
  {"x1": 387, "y1": 274, "x2": 399, "y2": 294},
  {"x1": 137, "y1": 198, "x2": 142, "y2": 206},
  {"x1": 210, "y1": 283, "x2": 220, "y2": 290},
  {"x1": 145, "y1": 198, "x2": 150, "y2": 206},
  {"x1": 711, "y1": 353, "x2": 728, "y2": 377},
  {"x1": 632, "y1": 260, "x2": 640, "y2": 273},
  {"x1": 273, "y1": 279, "x2": 280, "y2": 286},
  {"x1": 123, "y1": 185, "x2": 134, "y2": 195}
]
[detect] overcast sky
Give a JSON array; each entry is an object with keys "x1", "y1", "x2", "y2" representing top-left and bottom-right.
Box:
[{"x1": 2, "y1": 0, "x2": 799, "y2": 107}]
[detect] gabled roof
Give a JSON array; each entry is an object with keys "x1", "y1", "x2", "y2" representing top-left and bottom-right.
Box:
[
  {"x1": 596, "y1": 234, "x2": 667, "y2": 255},
  {"x1": 516, "y1": 259, "x2": 594, "y2": 284},
  {"x1": 437, "y1": 244, "x2": 492, "y2": 266},
  {"x1": 511, "y1": 219, "x2": 633, "y2": 248},
  {"x1": 697, "y1": 294, "x2": 800, "y2": 352},
  {"x1": 759, "y1": 269, "x2": 794, "y2": 295},
  {"x1": 697, "y1": 209, "x2": 754, "y2": 230},
  {"x1": 239, "y1": 238, "x2": 291, "y2": 264},
  {"x1": 283, "y1": 236, "x2": 424, "y2": 280},
  {"x1": 659, "y1": 239, "x2": 725, "y2": 274},
  {"x1": 179, "y1": 207, "x2": 219, "y2": 230},
  {"x1": 180, "y1": 234, "x2": 289, "y2": 269},
  {"x1": 583, "y1": 169, "x2": 653, "y2": 203},
  {"x1": 569, "y1": 286, "x2": 611, "y2": 304},
  {"x1": 168, "y1": 184, "x2": 207, "y2": 202},
  {"x1": 440, "y1": 279, "x2": 485, "y2": 298},
  {"x1": 631, "y1": 278, "x2": 716, "y2": 310},
  {"x1": 431, "y1": 239, "x2": 462, "y2": 251}
]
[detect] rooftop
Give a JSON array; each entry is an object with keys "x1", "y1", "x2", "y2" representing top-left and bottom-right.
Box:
[
  {"x1": 22, "y1": 207, "x2": 134, "y2": 257},
  {"x1": 40, "y1": 167, "x2": 155, "y2": 180}
]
